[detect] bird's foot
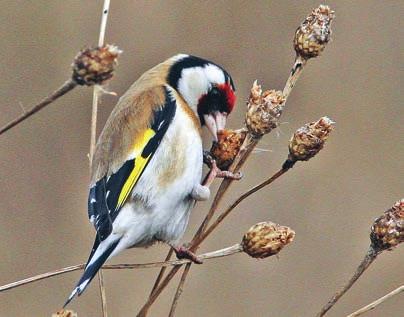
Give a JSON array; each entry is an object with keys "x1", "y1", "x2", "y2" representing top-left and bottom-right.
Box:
[
  {"x1": 204, "y1": 159, "x2": 242, "y2": 187},
  {"x1": 173, "y1": 245, "x2": 203, "y2": 264}
]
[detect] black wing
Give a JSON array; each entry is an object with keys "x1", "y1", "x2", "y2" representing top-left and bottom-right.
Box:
[{"x1": 88, "y1": 87, "x2": 177, "y2": 241}]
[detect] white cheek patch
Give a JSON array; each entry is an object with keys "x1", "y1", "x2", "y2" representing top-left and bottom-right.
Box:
[
  {"x1": 177, "y1": 63, "x2": 226, "y2": 111},
  {"x1": 203, "y1": 64, "x2": 225, "y2": 85},
  {"x1": 177, "y1": 67, "x2": 209, "y2": 108}
]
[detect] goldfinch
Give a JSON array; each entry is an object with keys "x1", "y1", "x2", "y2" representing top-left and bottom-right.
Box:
[{"x1": 64, "y1": 54, "x2": 236, "y2": 305}]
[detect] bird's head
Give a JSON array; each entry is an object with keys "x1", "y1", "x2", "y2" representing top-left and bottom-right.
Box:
[{"x1": 167, "y1": 54, "x2": 236, "y2": 141}]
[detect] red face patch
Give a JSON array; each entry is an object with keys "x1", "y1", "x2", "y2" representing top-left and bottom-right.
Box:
[{"x1": 217, "y1": 83, "x2": 236, "y2": 113}]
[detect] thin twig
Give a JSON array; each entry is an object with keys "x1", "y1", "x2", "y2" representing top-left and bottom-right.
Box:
[
  {"x1": 137, "y1": 244, "x2": 243, "y2": 317},
  {"x1": 168, "y1": 244, "x2": 244, "y2": 316},
  {"x1": 346, "y1": 285, "x2": 404, "y2": 317},
  {"x1": 283, "y1": 54, "x2": 307, "y2": 101},
  {"x1": 0, "y1": 244, "x2": 243, "y2": 293},
  {"x1": 91, "y1": 1, "x2": 111, "y2": 316},
  {"x1": 149, "y1": 248, "x2": 173, "y2": 297},
  {"x1": 197, "y1": 166, "x2": 290, "y2": 247},
  {"x1": 0, "y1": 80, "x2": 77, "y2": 136},
  {"x1": 317, "y1": 247, "x2": 379, "y2": 317},
  {"x1": 97, "y1": 269, "x2": 108, "y2": 317},
  {"x1": 168, "y1": 264, "x2": 191, "y2": 317}
]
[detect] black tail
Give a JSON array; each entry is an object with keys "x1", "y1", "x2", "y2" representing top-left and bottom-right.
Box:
[{"x1": 63, "y1": 238, "x2": 119, "y2": 307}]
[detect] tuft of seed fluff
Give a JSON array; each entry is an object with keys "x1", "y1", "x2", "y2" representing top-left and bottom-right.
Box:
[
  {"x1": 245, "y1": 81, "x2": 285, "y2": 138},
  {"x1": 370, "y1": 199, "x2": 404, "y2": 252},
  {"x1": 294, "y1": 4, "x2": 335, "y2": 59},
  {"x1": 72, "y1": 44, "x2": 122, "y2": 86},
  {"x1": 241, "y1": 221, "x2": 295, "y2": 259}
]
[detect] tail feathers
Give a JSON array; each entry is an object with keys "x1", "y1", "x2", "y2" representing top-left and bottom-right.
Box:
[{"x1": 64, "y1": 238, "x2": 120, "y2": 308}]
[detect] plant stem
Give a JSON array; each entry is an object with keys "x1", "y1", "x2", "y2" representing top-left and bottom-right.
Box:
[
  {"x1": 316, "y1": 247, "x2": 379, "y2": 317},
  {"x1": 283, "y1": 54, "x2": 307, "y2": 101},
  {"x1": 346, "y1": 285, "x2": 404, "y2": 317},
  {"x1": 196, "y1": 166, "x2": 290, "y2": 247},
  {"x1": 97, "y1": 269, "x2": 108, "y2": 317},
  {"x1": 168, "y1": 264, "x2": 191, "y2": 317},
  {"x1": 0, "y1": 80, "x2": 77, "y2": 136},
  {"x1": 0, "y1": 244, "x2": 243, "y2": 293},
  {"x1": 149, "y1": 248, "x2": 173, "y2": 297},
  {"x1": 92, "y1": 1, "x2": 111, "y2": 316}
]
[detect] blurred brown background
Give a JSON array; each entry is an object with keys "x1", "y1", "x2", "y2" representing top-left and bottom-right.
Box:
[{"x1": 0, "y1": 1, "x2": 402, "y2": 316}]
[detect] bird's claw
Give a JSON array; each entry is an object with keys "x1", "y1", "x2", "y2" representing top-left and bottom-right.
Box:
[{"x1": 173, "y1": 245, "x2": 203, "y2": 264}]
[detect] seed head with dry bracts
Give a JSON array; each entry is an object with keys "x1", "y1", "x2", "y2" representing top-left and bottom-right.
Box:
[
  {"x1": 245, "y1": 81, "x2": 285, "y2": 138},
  {"x1": 72, "y1": 44, "x2": 122, "y2": 86},
  {"x1": 52, "y1": 310, "x2": 77, "y2": 317},
  {"x1": 210, "y1": 129, "x2": 247, "y2": 170},
  {"x1": 286, "y1": 116, "x2": 334, "y2": 167},
  {"x1": 241, "y1": 221, "x2": 295, "y2": 259},
  {"x1": 370, "y1": 199, "x2": 404, "y2": 252},
  {"x1": 294, "y1": 5, "x2": 335, "y2": 59}
]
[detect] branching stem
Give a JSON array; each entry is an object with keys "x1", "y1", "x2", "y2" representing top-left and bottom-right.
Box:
[{"x1": 0, "y1": 80, "x2": 77, "y2": 136}]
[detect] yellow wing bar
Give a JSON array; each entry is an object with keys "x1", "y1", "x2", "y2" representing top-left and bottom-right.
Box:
[{"x1": 116, "y1": 128, "x2": 156, "y2": 210}]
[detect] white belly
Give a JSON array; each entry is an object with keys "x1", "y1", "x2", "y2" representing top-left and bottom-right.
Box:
[{"x1": 110, "y1": 102, "x2": 202, "y2": 254}]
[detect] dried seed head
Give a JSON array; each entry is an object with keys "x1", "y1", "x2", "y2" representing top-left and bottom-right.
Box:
[
  {"x1": 245, "y1": 81, "x2": 285, "y2": 138},
  {"x1": 370, "y1": 199, "x2": 404, "y2": 251},
  {"x1": 294, "y1": 5, "x2": 335, "y2": 59},
  {"x1": 288, "y1": 116, "x2": 334, "y2": 163},
  {"x1": 210, "y1": 129, "x2": 247, "y2": 170},
  {"x1": 52, "y1": 310, "x2": 78, "y2": 317},
  {"x1": 72, "y1": 44, "x2": 122, "y2": 86},
  {"x1": 241, "y1": 221, "x2": 295, "y2": 259}
]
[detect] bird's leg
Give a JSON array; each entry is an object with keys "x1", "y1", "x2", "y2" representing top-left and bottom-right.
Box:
[
  {"x1": 203, "y1": 150, "x2": 243, "y2": 181},
  {"x1": 170, "y1": 243, "x2": 203, "y2": 264},
  {"x1": 192, "y1": 156, "x2": 242, "y2": 201},
  {"x1": 204, "y1": 159, "x2": 242, "y2": 187}
]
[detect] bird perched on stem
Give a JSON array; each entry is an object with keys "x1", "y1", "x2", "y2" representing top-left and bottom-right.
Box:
[{"x1": 64, "y1": 54, "x2": 237, "y2": 306}]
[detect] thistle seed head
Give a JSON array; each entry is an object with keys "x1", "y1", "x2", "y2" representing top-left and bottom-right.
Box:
[
  {"x1": 288, "y1": 116, "x2": 334, "y2": 163},
  {"x1": 245, "y1": 81, "x2": 285, "y2": 138},
  {"x1": 210, "y1": 129, "x2": 247, "y2": 170},
  {"x1": 52, "y1": 310, "x2": 78, "y2": 317},
  {"x1": 241, "y1": 221, "x2": 295, "y2": 259},
  {"x1": 72, "y1": 44, "x2": 122, "y2": 86},
  {"x1": 370, "y1": 199, "x2": 404, "y2": 251},
  {"x1": 294, "y1": 5, "x2": 335, "y2": 59}
]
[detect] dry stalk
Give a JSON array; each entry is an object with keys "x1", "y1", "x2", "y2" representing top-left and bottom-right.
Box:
[
  {"x1": 0, "y1": 80, "x2": 77, "y2": 136},
  {"x1": 316, "y1": 248, "x2": 379, "y2": 317},
  {"x1": 0, "y1": 244, "x2": 244, "y2": 293},
  {"x1": 90, "y1": 1, "x2": 112, "y2": 316},
  {"x1": 346, "y1": 285, "x2": 404, "y2": 317},
  {"x1": 0, "y1": 41, "x2": 119, "y2": 138},
  {"x1": 317, "y1": 199, "x2": 404, "y2": 316}
]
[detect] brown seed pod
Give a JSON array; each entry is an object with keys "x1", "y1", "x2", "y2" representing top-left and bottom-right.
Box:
[
  {"x1": 72, "y1": 44, "x2": 121, "y2": 86},
  {"x1": 288, "y1": 116, "x2": 334, "y2": 163},
  {"x1": 52, "y1": 310, "x2": 78, "y2": 317},
  {"x1": 245, "y1": 81, "x2": 285, "y2": 138},
  {"x1": 210, "y1": 129, "x2": 247, "y2": 170},
  {"x1": 370, "y1": 199, "x2": 404, "y2": 251},
  {"x1": 241, "y1": 221, "x2": 295, "y2": 259},
  {"x1": 294, "y1": 5, "x2": 335, "y2": 59}
]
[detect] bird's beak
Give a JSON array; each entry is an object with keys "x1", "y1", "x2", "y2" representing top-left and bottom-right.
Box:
[{"x1": 203, "y1": 111, "x2": 227, "y2": 142}]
